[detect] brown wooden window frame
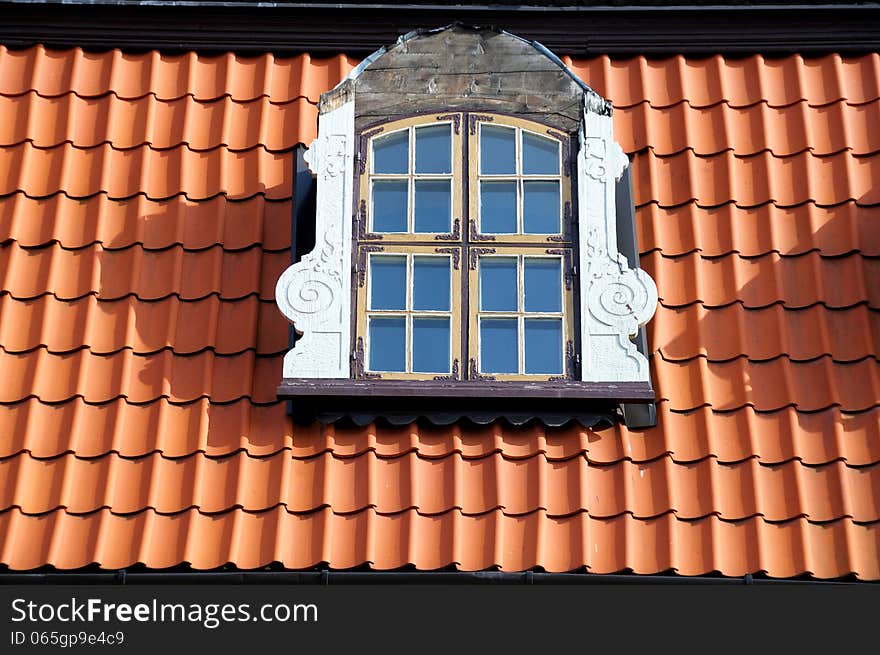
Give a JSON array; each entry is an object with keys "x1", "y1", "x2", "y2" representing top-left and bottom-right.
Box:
[{"x1": 353, "y1": 110, "x2": 578, "y2": 382}]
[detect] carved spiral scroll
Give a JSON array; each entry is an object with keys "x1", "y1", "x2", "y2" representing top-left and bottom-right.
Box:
[
  {"x1": 276, "y1": 259, "x2": 342, "y2": 330},
  {"x1": 588, "y1": 268, "x2": 657, "y2": 334},
  {"x1": 287, "y1": 276, "x2": 336, "y2": 315},
  {"x1": 599, "y1": 282, "x2": 639, "y2": 318}
]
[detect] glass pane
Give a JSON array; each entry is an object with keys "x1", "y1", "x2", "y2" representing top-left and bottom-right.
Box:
[
  {"x1": 414, "y1": 180, "x2": 451, "y2": 233},
  {"x1": 480, "y1": 318, "x2": 518, "y2": 374},
  {"x1": 522, "y1": 131, "x2": 560, "y2": 175},
  {"x1": 413, "y1": 317, "x2": 450, "y2": 373},
  {"x1": 480, "y1": 181, "x2": 517, "y2": 234},
  {"x1": 368, "y1": 317, "x2": 406, "y2": 372},
  {"x1": 479, "y1": 257, "x2": 518, "y2": 312},
  {"x1": 413, "y1": 256, "x2": 450, "y2": 311},
  {"x1": 369, "y1": 255, "x2": 407, "y2": 310},
  {"x1": 415, "y1": 124, "x2": 451, "y2": 174},
  {"x1": 524, "y1": 319, "x2": 563, "y2": 374},
  {"x1": 373, "y1": 130, "x2": 408, "y2": 174},
  {"x1": 523, "y1": 181, "x2": 560, "y2": 234},
  {"x1": 372, "y1": 180, "x2": 408, "y2": 232},
  {"x1": 524, "y1": 257, "x2": 562, "y2": 313},
  {"x1": 480, "y1": 125, "x2": 516, "y2": 175}
]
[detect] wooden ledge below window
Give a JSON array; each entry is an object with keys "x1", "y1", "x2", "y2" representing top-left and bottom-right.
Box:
[
  {"x1": 277, "y1": 378, "x2": 654, "y2": 402},
  {"x1": 277, "y1": 378, "x2": 655, "y2": 428}
]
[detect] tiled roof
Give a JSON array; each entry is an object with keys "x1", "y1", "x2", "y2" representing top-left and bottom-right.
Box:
[{"x1": 0, "y1": 46, "x2": 878, "y2": 579}]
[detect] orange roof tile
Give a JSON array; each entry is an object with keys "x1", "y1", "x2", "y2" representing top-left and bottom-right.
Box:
[
  {"x1": 563, "y1": 53, "x2": 880, "y2": 108},
  {"x1": 0, "y1": 243, "x2": 288, "y2": 301},
  {"x1": 651, "y1": 303, "x2": 880, "y2": 362},
  {"x1": 3, "y1": 450, "x2": 878, "y2": 523},
  {"x1": 0, "y1": 94, "x2": 319, "y2": 152},
  {"x1": 2, "y1": 400, "x2": 879, "y2": 465},
  {"x1": 0, "y1": 508, "x2": 877, "y2": 578},
  {"x1": 643, "y1": 251, "x2": 879, "y2": 308},
  {"x1": 1, "y1": 195, "x2": 293, "y2": 250},
  {"x1": 616, "y1": 99, "x2": 880, "y2": 157},
  {"x1": 0, "y1": 45, "x2": 878, "y2": 579},
  {"x1": 633, "y1": 150, "x2": 878, "y2": 208},
  {"x1": 637, "y1": 202, "x2": 880, "y2": 258},
  {"x1": 0, "y1": 143, "x2": 293, "y2": 200},
  {"x1": 0, "y1": 295, "x2": 287, "y2": 355},
  {"x1": 0, "y1": 47, "x2": 356, "y2": 101}
]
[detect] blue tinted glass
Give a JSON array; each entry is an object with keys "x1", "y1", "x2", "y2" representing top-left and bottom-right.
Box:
[
  {"x1": 370, "y1": 256, "x2": 407, "y2": 310},
  {"x1": 372, "y1": 180, "x2": 408, "y2": 232},
  {"x1": 522, "y1": 132, "x2": 559, "y2": 175},
  {"x1": 479, "y1": 257, "x2": 518, "y2": 311},
  {"x1": 414, "y1": 180, "x2": 451, "y2": 233},
  {"x1": 480, "y1": 125, "x2": 516, "y2": 175},
  {"x1": 524, "y1": 319, "x2": 562, "y2": 374},
  {"x1": 524, "y1": 258, "x2": 561, "y2": 313},
  {"x1": 480, "y1": 318, "x2": 518, "y2": 373},
  {"x1": 413, "y1": 256, "x2": 450, "y2": 311},
  {"x1": 523, "y1": 181, "x2": 560, "y2": 234},
  {"x1": 415, "y1": 125, "x2": 451, "y2": 174},
  {"x1": 480, "y1": 181, "x2": 517, "y2": 234},
  {"x1": 413, "y1": 317, "x2": 450, "y2": 373},
  {"x1": 373, "y1": 130, "x2": 408, "y2": 174},
  {"x1": 369, "y1": 317, "x2": 406, "y2": 372}
]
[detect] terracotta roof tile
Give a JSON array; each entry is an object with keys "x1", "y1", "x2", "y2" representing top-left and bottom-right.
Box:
[
  {"x1": 616, "y1": 99, "x2": 880, "y2": 156},
  {"x1": 0, "y1": 295, "x2": 287, "y2": 355},
  {"x1": 0, "y1": 349, "x2": 280, "y2": 403},
  {"x1": 0, "y1": 398, "x2": 297, "y2": 459},
  {"x1": 0, "y1": 46, "x2": 356, "y2": 101},
  {"x1": 637, "y1": 202, "x2": 880, "y2": 258},
  {"x1": 3, "y1": 399, "x2": 878, "y2": 467},
  {"x1": 0, "y1": 507, "x2": 877, "y2": 578},
  {"x1": 2, "y1": 450, "x2": 878, "y2": 523},
  {"x1": 642, "y1": 251, "x2": 880, "y2": 309},
  {"x1": 624, "y1": 405, "x2": 880, "y2": 466},
  {"x1": 633, "y1": 150, "x2": 879, "y2": 208},
  {"x1": 564, "y1": 53, "x2": 880, "y2": 108},
  {"x1": 654, "y1": 356, "x2": 880, "y2": 412},
  {"x1": 1, "y1": 195, "x2": 292, "y2": 250},
  {"x1": 1, "y1": 47, "x2": 878, "y2": 578},
  {"x1": 0, "y1": 143, "x2": 293, "y2": 200},
  {"x1": 0, "y1": 243, "x2": 287, "y2": 301},
  {"x1": 651, "y1": 304, "x2": 879, "y2": 362},
  {"x1": 0, "y1": 93, "x2": 318, "y2": 152},
  {"x1": 10, "y1": 92, "x2": 879, "y2": 158}
]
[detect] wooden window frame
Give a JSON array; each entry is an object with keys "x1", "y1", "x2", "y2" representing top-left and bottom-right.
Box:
[
  {"x1": 354, "y1": 110, "x2": 578, "y2": 382},
  {"x1": 357, "y1": 114, "x2": 464, "y2": 243},
  {"x1": 357, "y1": 247, "x2": 463, "y2": 380},
  {"x1": 468, "y1": 250, "x2": 575, "y2": 381}
]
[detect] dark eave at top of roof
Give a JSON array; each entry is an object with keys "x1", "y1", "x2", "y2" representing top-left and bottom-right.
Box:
[
  {"x1": 6, "y1": 0, "x2": 879, "y2": 6},
  {"x1": 0, "y1": 1, "x2": 878, "y2": 56}
]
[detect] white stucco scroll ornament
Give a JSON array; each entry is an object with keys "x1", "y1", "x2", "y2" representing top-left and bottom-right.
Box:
[
  {"x1": 274, "y1": 99, "x2": 355, "y2": 378},
  {"x1": 577, "y1": 102, "x2": 658, "y2": 382}
]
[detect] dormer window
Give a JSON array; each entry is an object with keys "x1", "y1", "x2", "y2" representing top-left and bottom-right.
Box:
[
  {"x1": 274, "y1": 25, "x2": 659, "y2": 426},
  {"x1": 355, "y1": 112, "x2": 575, "y2": 381}
]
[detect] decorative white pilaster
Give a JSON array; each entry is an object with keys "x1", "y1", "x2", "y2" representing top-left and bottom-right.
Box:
[
  {"x1": 577, "y1": 104, "x2": 658, "y2": 382},
  {"x1": 274, "y1": 100, "x2": 354, "y2": 377}
]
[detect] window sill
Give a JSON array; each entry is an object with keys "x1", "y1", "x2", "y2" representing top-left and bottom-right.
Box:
[
  {"x1": 278, "y1": 378, "x2": 653, "y2": 401},
  {"x1": 277, "y1": 378, "x2": 654, "y2": 428}
]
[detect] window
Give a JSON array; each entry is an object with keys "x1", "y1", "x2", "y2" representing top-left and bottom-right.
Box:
[
  {"x1": 274, "y1": 24, "x2": 659, "y2": 427},
  {"x1": 354, "y1": 112, "x2": 575, "y2": 381}
]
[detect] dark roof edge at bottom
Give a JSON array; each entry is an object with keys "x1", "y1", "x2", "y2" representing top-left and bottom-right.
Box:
[
  {"x1": 0, "y1": 3, "x2": 878, "y2": 56},
  {"x1": 0, "y1": 569, "x2": 868, "y2": 585}
]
